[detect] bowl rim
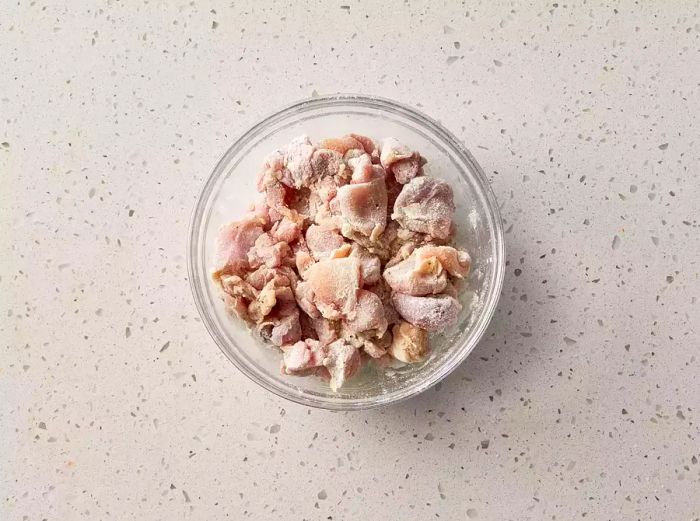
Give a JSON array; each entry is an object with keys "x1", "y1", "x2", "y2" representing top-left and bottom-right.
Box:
[{"x1": 187, "y1": 93, "x2": 505, "y2": 410}]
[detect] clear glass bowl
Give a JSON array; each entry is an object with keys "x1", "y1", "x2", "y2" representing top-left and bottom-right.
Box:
[{"x1": 188, "y1": 94, "x2": 504, "y2": 410}]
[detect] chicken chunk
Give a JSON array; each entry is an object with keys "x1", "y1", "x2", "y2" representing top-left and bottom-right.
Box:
[
  {"x1": 310, "y1": 317, "x2": 339, "y2": 346},
  {"x1": 323, "y1": 339, "x2": 362, "y2": 391},
  {"x1": 413, "y1": 245, "x2": 470, "y2": 278},
  {"x1": 392, "y1": 177, "x2": 455, "y2": 240},
  {"x1": 258, "y1": 310, "x2": 302, "y2": 347},
  {"x1": 283, "y1": 135, "x2": 316, "y2": 188},
  {"x1": 348, "y1": 133, "x2": 379, "y2": 159},
  {"x1": 383, "y1": 250, "x2": 448, "y2": 296},
  {"x1": 270, "y1": 218, "x2": 301, "y2": 244},
  {"x1": 305, "y1": 224, "x2": 346, "y2": 260},
  {"x1": 310, "y1": 148, "x2": 344, "y2": 179},
  {"x1": 391, "y1": 156, "x2": 422, "y2": 184},
  {"x1": 349, "y1": 243, "x2": 381, "y2": 286},
  {"x1": 390, "y1": 321, "x2": 429, "y2": 363},
  {"x1": 318, "y1": 135, "x2": 364, "y2": 155},
  {"x1": 380, "y1": 137, "x2": 412, "y2": 168},
  {"x1": 304, "y1": 257, "x2": 361, "y2": 320},
  {"x1": 214, "y1": 216, "x2": 265, "y2": 276},
  {"x1": 293, "y1": 279, "x2": 320, "y2": 318},
  {"x1": 343, "y1": 289, "x2": 388, "y2": 336},
  {"x1": 348, "y1": 153, "x2": 385, "y2": 184},
  {"x1": 365, "y1": 280, "x2": 402, "y2": 326},
  {"x1": 282, "y1": 339, "x2": 328, "y2": 375},
  {"x1": 391, "y1": 293, "x2": 462, "y2": 331},
  {"x1": 379, "y1": 138, "x2": 422, "y2": 185},
  {"x1": 337, "y1": 178, "x2": 387, "y2": 239},
  {"x1": 247, "y1": 233, "x2": 293, "y2": 270}
]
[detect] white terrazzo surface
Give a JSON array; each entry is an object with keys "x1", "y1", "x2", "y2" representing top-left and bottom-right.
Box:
[{"x1": 1, "y1": 1, "x2": 699, "y2": 519}]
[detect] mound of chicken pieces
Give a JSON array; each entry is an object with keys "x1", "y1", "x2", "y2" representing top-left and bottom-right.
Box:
[{"x1": 212, "y1": 134, "x2": 471, "y2": 390}]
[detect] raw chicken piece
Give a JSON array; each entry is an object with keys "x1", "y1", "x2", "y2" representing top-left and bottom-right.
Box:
[
  {"x1": 347, "y1": 153, "x2": 385, "y2": 184},
  {"x1": 392, "y1": 177, "x2": 455, "y2": 240},
  {"x1": 310, "y1": 148, "x2": 344, "y2": 179},
  {"x1": 258, "y1": 310, "x2": 302, "y2": 347},
  {"x1": 248, "y1": 277, "x2": 298, "y2": 325},
  {"x1": 305, "y1": 257, "x2": 361, "y2": 320},
  {"x1": 214, "y1": 216, "x2": 265, "y2": 276},
  {"x1": 219, "y1": 274, "x2": 257, "y2": 301},
  {"x1": 340, "y1": 228, "x2": 392, "y2": 262},
  {"x1": 291, "y1": 237, "x2": 315, "y2": 277},
  {"x1": 293, "y1": 280, "x2": 320, "y2": 318},
  {"x1": 323, "y1": 339, "x2": 362, "y2": 391},
  {"x1": 413, "y1": 245, "x2": 470, "y2": 278},
  {"x1": 264, "y1": 181, "x2": 305, "y2": 224},
  {"x1": 365, "y1": 280, "x2": 402, "y2": 326},
  {"x1": 249, "y1": 197, "x2": 272, "y2": 228},
  {"x1": 349, "y1": 243, "x2": 381, "y2": 286},
  {"x1": 391, "y1": 293, "x2": 462, "y2": 331},
  {"x1": 349, "y1": 133, "x2": 379, "y2": 158},
  {"x1": 383, "y1": 250, "x2": 448, "y2": 296},
  {"x1": 305, "y1": 224, "x2": 346, "y2": 260},
  {"x1": 223, "y1": 293, "x2": 250, "y2": 322},
  {"x1": 337, "y1": 178, "x2": 387, "y2": 239},
  {"x1": 381, "y1": 138, "x2": 423, "y2": 184},
  {"x1": 343, "y1": 289, "x2": 388, "y2": 336},
  {"x1": 318, "y1": 135, "x2": 364, "y2": 155},
  {"x1": 245, "y1": 265, "x2": 298, "y2": 292},
  {"x1": 247, "y1": 279, "x2": 278, "y2": 323},
  {"x1": 391, "y1": 155, "x2": 422, "y2": 184},
  {"x1": 310, "y1": 317, "x2": 339, "y2": 346},
  {"x1": 218, "y1": 274, "x2": 257, "y2": 321},
  {"x1": 380, "y1": 137, "x2": 413, "y2": 168},
  {"x1": 270, "y1": 217, "x2": 301, "y2": 243},
  {"x1": 282, "y1": 339, "x2": 328, "y2": 375},
  {"x1": 283, "y1": 136, "x2": 316, "y2": 188},
  {"x1": 247, "y1": 233, "x2": 293, "y2": 270},
  {"x1": 360, "y1": 330, "x2": 392, "y2": 359},
  {"x1": 390, "y1": 321, "x2": 429, "y2": 363}
]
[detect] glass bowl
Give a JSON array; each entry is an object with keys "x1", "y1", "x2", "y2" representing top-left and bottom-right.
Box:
[{"x1": 188, "y1": 94, "x2": 504, "y2": 410}]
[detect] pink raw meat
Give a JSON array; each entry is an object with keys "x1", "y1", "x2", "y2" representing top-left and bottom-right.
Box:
[
  {"x1": 318, "y1": 135, "x2": 364, "y2": 155},
  {"x1": 365, "y1": 280, "x2": 401, "y2": 326},
  {"x1": 323, "y1": 339, "x2": 362, "y2": 391},
  {"x1": 413, "y1": 245, "x2": 471, "y2": 278},
  {"x1": 305, "y1": 224, "x2": 346, "y2": 260},
  {"x1": 392, "y1": 177, "x2": 455, "y2": 240},
  {"x1": 310, "y1": 317, "x2": 339, "y2": 346},
  {"x1": 349, "y1": 243, "x2": 381, "y2": 286},
  {"x1": 379, "y1": 137, "x2": 412, "y2": 168},
  {"x1": 337, "y1": 178, "x2": 387, "y2": 239},
  {"x1": 293, "y1": 279, "x2": 321, "y2": 318},
  {"x1": 391, "y1": 293, "x2": 462, "y2": 331},
  {"x1": 343, "y1": 289, "x2": 388, "y2": 336},
  {"x1": 304, "y1": 257, "x2": 361, "y2": 320},
  {"x1": 282, "y1": 339, "x2": 328, "y2": 375},
  {"x1": 215, "y1": 216, "x2": 265, "y2": 275},
  {"x1": 348, "y1": 133, "x2": 379, "y2": 158},
  {"x1": 310, "y1": 148, "x2": 344, "y2": 179},
  {"x1": 382, "y1": 252, "x2": 448, "y2": 296},
  {"x1": 283, "y1": 136, "x2": 315, "y2": 188},
  {"x1": 247, "y1": 233, "x2": 293, "y2": 270}
]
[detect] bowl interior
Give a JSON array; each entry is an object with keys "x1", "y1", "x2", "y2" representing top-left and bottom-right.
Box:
[{"x1": 190, "y1": 96, "x2": 503, "y2": 409}]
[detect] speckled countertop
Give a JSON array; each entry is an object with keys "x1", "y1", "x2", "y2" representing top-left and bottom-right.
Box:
[{"x1": 2, "y1": 2, "x2": 699, "y2": 520}]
